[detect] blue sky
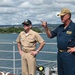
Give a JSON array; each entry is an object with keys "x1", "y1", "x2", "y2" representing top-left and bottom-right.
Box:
[{"x1": 0, "y1": 0, "x2": 75, "y2": 25}]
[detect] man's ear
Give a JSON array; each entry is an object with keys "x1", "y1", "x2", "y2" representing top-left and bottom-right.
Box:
[{"x1": 67, "y1": 14, "x2": 71, "y2": 19}]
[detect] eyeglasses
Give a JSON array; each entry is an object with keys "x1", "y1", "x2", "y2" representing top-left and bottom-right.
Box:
[{"x1": 23, "y1": 24, "x2": 30, "y2": 26}]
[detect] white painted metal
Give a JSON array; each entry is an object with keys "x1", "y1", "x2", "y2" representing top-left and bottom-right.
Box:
[{"x1": 0, "y1": 42, "x2": 57, "y2": 75}]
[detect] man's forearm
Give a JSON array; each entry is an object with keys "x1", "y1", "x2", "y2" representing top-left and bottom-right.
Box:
[
  {"x1": 44, "y1": 26, "x2": 52, "y2": 38},
  {"x1": 36, "y1": 41, "x2": 45, "y2": 52},
  {"x1": 17, "y1": 42, "x2": 22, "y2": 51}
]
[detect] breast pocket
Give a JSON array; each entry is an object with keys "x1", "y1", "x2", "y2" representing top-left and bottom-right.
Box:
[
  {"x1": 66, "y1": 31, "x2": 72, "y2": 36},
  {"x1": 28, "y1": 38, "x2": 36, "y2": 46},
  {"x1": 20, "y1": 37, "x2": 24, "y2": 42},
  {"x1": 29, "y1": 39, "x2": 36, "y2": 43}
]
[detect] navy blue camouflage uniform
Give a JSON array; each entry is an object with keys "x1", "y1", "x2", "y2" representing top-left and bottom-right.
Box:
[{"x1": 51, "y1": 21, "x2": 75, "y2": 75}]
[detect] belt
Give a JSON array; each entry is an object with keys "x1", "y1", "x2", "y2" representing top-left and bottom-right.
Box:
[
  {"x1": 58, "y1": 50, "x2": 67, "y2": 52},
  {"x1": 23, "y1": 49, "x2": 34, "y2": 53}
]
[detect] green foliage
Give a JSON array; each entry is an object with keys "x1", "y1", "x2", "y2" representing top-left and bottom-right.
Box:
[
  {"x1": 0, "y1": 27, "x2": 23, "y2": 33},
  {"x1": 32, "y1": 27, "x2": 42, "y2": 33},
  {"x1": 0, "y1": 27, "x2": 42, "y2": 33}
]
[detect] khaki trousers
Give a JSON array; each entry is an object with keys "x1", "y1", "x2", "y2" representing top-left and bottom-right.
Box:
[{"x1": 21, "y1": 51, "x2": 36, "y2": 75}]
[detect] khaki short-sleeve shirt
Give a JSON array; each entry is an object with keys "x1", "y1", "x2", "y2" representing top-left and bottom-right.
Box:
[{"x1": 16, "y1": 29, "x2": 44, "y2": 51}]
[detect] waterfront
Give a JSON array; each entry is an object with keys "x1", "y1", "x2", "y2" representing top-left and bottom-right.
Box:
[{"x1": 0, "y1": 33, "x2": 57, "y2": 74}]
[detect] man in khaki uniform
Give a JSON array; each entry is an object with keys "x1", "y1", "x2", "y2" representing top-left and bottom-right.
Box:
[{"x1": 16, "y1": 19, "x2": 45, "y2": 75}]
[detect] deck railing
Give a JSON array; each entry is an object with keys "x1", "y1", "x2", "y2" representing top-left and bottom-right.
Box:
[{"x1": 0, "y1": 42, "x2": 57, "y2": 75}]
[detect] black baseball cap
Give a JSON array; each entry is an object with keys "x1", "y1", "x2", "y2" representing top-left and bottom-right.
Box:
[{"x1": 22, "y1": 19, "x2": 32, "y2": 26}]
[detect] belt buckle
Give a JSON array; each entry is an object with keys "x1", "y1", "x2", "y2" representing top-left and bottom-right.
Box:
[
  {"x1": 24, "y1": 49, "x2": 28, "y2": 53},
  {"x1": 59, "y1": 50, "x2": 63, "y2": 52},
  {"x1": 23, "y1": 49, "x2": 31, "y2": 53}
]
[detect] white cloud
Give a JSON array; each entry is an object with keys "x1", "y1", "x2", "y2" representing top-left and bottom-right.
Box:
[
  {"x1": 0, "y1": 0, "x2": 75, "y2": 25},
  {"x1": 30, "y1": 0, "x2": 43, "y2": 5},
  {"x1": 20, "y1": 1, "x2": 33, "y2": 8},
  {"x1": 0, "y1": 0, "x2": 14, "y2": 7},
  {"x1": 0, "y1": 7, "x2": 17, "y2": 14}
]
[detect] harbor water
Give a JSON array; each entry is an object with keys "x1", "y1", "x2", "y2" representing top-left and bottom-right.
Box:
[{"x1": 0, "y1": 33, "x2": 58, "y2": 74}]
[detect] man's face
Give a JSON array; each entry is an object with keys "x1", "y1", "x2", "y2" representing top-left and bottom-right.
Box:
[
  {"x1": 23, "y1": 25, "x2": 30, "y2": 30},
  {"x1": 23, "y1": 24, "x2": 30, "y2": 31},
  {"x1": 60, "y1": 14, "x2": 70, "y2": 23}
]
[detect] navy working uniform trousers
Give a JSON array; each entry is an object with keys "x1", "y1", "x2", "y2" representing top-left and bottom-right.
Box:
[
  {"x1": 58, "y1": 52, "x2": 75, "y2": 75},
  {"x1": 51, "y1": 21, "x2": 75, "y2": 75}
]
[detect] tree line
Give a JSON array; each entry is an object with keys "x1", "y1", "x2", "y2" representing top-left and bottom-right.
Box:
[{"x1": 0, "y1": 27, "x2": 42, "y2": 33}]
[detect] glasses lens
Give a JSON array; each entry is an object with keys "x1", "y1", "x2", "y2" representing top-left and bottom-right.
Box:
[{"x1": 23, "y1": 24, "x2": 29, "y2": 26}]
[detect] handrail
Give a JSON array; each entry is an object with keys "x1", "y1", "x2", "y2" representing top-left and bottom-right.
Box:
[
  {"x1": 0, "y1": 42, "x2": 56, "y2": 44},
  {"x1": 0, "y1": 50, "x2": 57, "y2": 53},
  {"x1": 0, "y1": 42, "x2": 57, "y2": 75}
]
